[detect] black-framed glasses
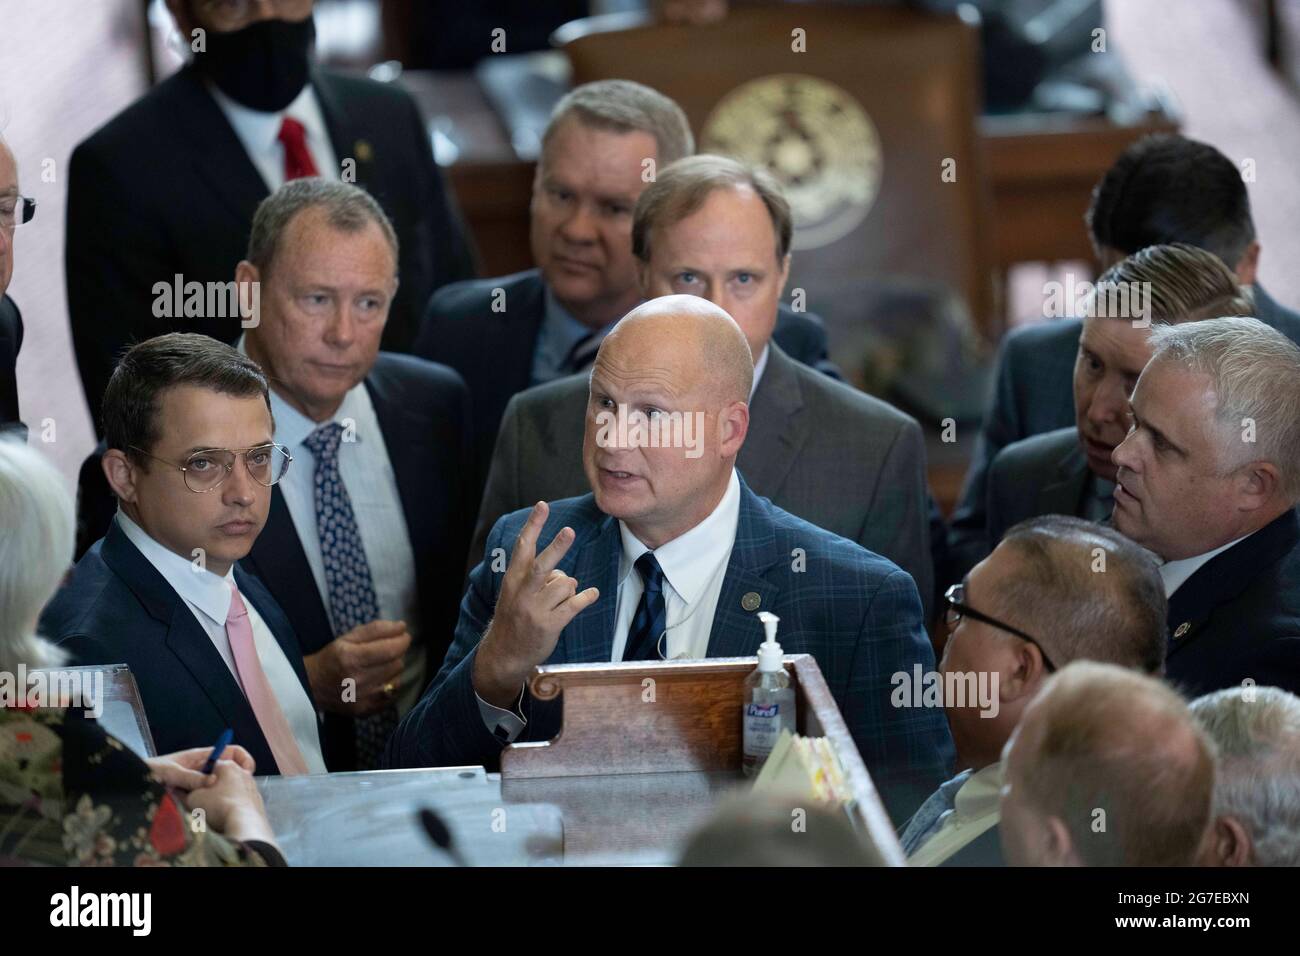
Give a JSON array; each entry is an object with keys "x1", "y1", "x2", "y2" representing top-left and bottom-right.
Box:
[
  {"x1": 131, "y1": 443, "x2": 292, "y2": 493},
  {"x1": 944, "y1": 582, "x2": 1057, "y2": 673},
  {"x1": 0, "y1": 196, "x2": 35, "y2": 231}
]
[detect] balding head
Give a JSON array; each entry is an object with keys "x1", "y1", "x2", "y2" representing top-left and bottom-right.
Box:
[
  {"x1": 584, "y1": 295, "x2": 752, "y2": 548},
  {"x1": 1000, "y1": 662, "x2": 1216, "y2": 866}
]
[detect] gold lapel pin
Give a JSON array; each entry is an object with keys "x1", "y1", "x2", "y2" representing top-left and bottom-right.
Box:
[
  {"x1": 354, "y1": 139, "x2": 374, "y2": 163},
  {"x1": 741, "y1": 592, "x2": 761, "y2": 612},
  {"x1": 1174, "y1": 622, "x2": 1191, "y2": 639}
]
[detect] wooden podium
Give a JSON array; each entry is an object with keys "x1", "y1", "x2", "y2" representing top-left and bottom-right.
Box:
[
  {"x1": 257, "y1": 655, "x2": 906, "y2": 865},
  {"x1": 499, "y1": 654, "x2": 905, "y2": 866}
]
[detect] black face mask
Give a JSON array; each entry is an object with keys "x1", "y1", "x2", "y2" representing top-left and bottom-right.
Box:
[{"x1": 193, "y1": 16, "x2": 316, "y2": 113}]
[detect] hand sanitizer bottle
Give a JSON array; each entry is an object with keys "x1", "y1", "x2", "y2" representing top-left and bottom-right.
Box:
[{"x1": 742, "y1": 611, "x2": 797, "y2": 777}]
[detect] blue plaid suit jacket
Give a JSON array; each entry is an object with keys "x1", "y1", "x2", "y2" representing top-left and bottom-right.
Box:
[{"x1": 386, "y1": 476, "x2": 954, "y2": 823}]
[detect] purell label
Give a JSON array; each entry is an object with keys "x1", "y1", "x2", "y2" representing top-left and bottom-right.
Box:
[{"x1": 743, "y1": 702, "x2": 783, "y2": 761}]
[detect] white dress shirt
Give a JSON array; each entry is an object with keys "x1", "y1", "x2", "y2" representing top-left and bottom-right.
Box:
[
  {"x1": 208, "y1": 82, "x2": 339, "y2": 191},
  {"x1": 907, "y1": 761, "x2": 1003, "y2": 867},
  {"x1": 750, "y1": 344, "x2": 769, "y2": 399},
  {"x1": 478, "y1": 469, "x2": 743, "y2": 740},
  {"x1": 257, "y1": 370, "x2": 425, "y2": 716},
  {"x1": 116, "y1": 512, "x2": 327, "y2": 773},
  {"x1": 1159, "y1": 532, "x2": 1253, "y2": 597}
]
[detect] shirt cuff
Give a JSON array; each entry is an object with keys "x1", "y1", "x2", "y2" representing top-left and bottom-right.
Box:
[{"x1": 475, "y1": 685, "x2": 527, "y2": 743}]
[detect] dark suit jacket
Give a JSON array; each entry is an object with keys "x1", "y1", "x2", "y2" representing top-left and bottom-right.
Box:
[
  {"x1": 985, "y1": 426, "x2": 1090, "y2": 548},
  {"x1": 940, "y1": 823, "x2": 1004, "y2": 867},
  {"x1": 66, "y1": 64, "x2": 476, "y2": 431},
  {"x1": 385, "y1": 478, "x2": 955, "y2": 825},
  {"x1": 947, "y1": 282, "x2": 1300, "y2": 580},
  {"x1": 39, "y1": 520, "x2": 313, "y2": 775},
  {"x1": 1164, "y1": 508, "x2": 1300, "y2": 698},
  {"x1": 0, "y1": 294, "x2": 21, "y2": 433},
  {"x1": 411, "y1": 268, "x2": 841, "y2": 473},
  {"x1": 71, "y1": 354, "x2": 477, "y2": 769},
  {"x1": 471, "y1": 343, "x2": 935, "y2": 618},
  {"x1": 237, "y1": 353, "x2": 476, "y2": 770}
]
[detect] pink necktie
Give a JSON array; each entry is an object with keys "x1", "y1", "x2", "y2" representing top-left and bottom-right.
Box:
[
  {"x1": 278, "y1": 116, "x2": 320, "y2": 181},
  {"x1": 226, "y1": 583, "x2": 310, "y2": 776}
]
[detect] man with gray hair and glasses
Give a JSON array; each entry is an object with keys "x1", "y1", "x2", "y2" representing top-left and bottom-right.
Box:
[
  {"x1": 1110, "y1": 316, "x2": 1300, "y2": 696},
  {"x1": 1191, "y1": 686, "x2": 1300, "y2": 866}
]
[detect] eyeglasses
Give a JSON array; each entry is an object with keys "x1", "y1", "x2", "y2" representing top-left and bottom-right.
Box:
[
  {"x1": 131, "y1": 443, "x2": 292, "y2": 493},
  {"x1": 0, "y1": 196, "x2": 35, "y2": 231},
  {"x1": 196, "y1": 0, "x2": 314, "y2": 31},
  {"x1": 944, "y1": 582, "x2": 1057, "y2": 673}
]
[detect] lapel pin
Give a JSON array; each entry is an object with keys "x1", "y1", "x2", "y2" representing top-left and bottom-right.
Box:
[
  {"x1": 1173, "y1": 622, "x2": 1190, "y2": 639},
  {"x1": 741, "y1": 592, "x2": 761, "y2": 612},
  {"x1": 354, "y1": 139, "x2": 373, "y2": 162}
]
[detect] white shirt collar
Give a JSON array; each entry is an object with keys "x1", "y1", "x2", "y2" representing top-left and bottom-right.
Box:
[
  {"x1": 236, "y1": 335, "x2": 371, "y2": 447},
  {"x1": 208, "y1": 81, "x2": 325, "y2": 152},
  {"x1": 953, "y1": 760, "x2": 1004, "y2": 822},
  {"x1": 1159, "y1": 532, "x2": 1254, "y2": 597},
  {"x1": 750, "y1": 345, "x2": 769, "y2": 401},
  {"x1": 617, "y1": 468, "x2": 741, "y2": 606},
  {"x1": 115, "y1": 511, "x2": 235, "y2": 627}
]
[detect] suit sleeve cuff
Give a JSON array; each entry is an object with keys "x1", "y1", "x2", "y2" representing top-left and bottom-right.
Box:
[{"x1": 475, "y1": 685, "x2": 527, "y2": 743}]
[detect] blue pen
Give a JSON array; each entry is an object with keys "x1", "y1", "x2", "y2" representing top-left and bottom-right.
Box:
[{"x1": 201, "y1": 728, "x2": 233, "y2": 775}]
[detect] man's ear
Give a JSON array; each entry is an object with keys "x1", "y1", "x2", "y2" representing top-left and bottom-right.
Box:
[
  {"x1": 1236, "y1": 460, "x2": 1281, "y2": 512},
  {"x1": 1001, "y1": 640, "x2": 1049, "y2": 701},
  {"x1": 1235, "y1": 240, "x2": 1261, "y2": 287},
  {"x1": 1204, "y1": 815, "x2": 1253, "y2": 867},
  {"x1": 103, "y1": 448, "x2": 141, "y2": 504},
  {"x1": 718, "y1": 400, "x2": 749, "y2": 458},
  {"x1": 1044, "y1": 815, "x2": 1080, "y2": 866}
]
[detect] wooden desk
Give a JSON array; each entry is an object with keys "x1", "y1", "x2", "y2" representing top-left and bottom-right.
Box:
[{"x1": 258, "y1": 655, "x2": 903, "y2": 866}]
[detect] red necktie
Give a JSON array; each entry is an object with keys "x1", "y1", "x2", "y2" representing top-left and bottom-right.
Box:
[{"x1": 278, "y1": 116, "x2": 319, "y2": 181}]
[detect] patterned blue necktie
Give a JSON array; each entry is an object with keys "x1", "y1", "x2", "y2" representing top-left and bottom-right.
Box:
[
  {"x1": 303, "y1": 422, "x2": 397, "y2": 769},
  {"x1": 622, "y1": 552, "x2": 666, "y2": 661}
]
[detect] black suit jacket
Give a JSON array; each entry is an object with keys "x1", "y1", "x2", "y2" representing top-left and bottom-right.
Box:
[
  {"x1": 66, "y1": 64, "x2": 476, "y2": 431},
  {"x1": 0, "y1": 294, "x2": 22, "y2": 432},
  {"x1": 985, "y1": 426, "x2": 1090, "y2": 548},
  {"x1": 1164, "y1": 509, "x2": 1300, "y2": 698},
  {"x1": 411, "y1": 268, "x2": 841, "y2": 473},
  {"x1": 39, "y1": 520, "x2": 313, "y2": 775},
  {"x1": 238, "y1": 354, "x2": 476, "y2": 769}
]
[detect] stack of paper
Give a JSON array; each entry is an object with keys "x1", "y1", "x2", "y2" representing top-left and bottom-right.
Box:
[{"x1": 751, "y1": 729, "x2": 852, "y2": 807}]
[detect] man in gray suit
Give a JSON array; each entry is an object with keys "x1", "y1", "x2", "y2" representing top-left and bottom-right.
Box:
[
  {"x1": 472, "y1": 155, "x2": 934, "y2": 614},
  {"x1": 950, "y1": 134, "x2": 1300, "y2": 577},
  {"x1": 985, "y1": 244, "x2": 1252, "y2": 548}
]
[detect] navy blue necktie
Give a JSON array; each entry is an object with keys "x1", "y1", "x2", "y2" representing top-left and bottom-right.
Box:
[
  {"x1": 304, "y1": 422, "x2": 397, "y2": 769},
  {"x1": 622, "y1": 552, "x2": 666, "y2": 662}
]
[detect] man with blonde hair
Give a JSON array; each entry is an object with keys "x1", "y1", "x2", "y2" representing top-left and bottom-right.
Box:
[
  {"x1": 1191, "y1": 686, "x2": 1300, "y2": 867},
  {"x1": 1112, "y1": 316, "x2": 1300, "y2": 696},
  {"x1": 1000, "y1": 662, "x2": 1216, "y2": 866},
  {"x1": 985, "y1": 243, "x2": 1252, "y2": 547}
]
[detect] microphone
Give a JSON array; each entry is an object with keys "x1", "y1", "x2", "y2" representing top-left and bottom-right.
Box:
[{"x1": 419, "y1": 807, "x2": 470, "y2": 867}]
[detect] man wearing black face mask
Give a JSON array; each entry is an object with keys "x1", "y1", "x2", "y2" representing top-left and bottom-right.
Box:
[{"x1": 66, "y1": 0, "x2": 477, "y2": 432}]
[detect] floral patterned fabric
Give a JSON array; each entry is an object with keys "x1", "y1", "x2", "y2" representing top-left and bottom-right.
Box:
[{"x1": 0, "y1": 705, "x2": 270, "y2": 867}]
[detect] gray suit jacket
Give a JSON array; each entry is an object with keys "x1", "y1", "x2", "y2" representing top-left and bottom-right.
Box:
[
  {"x1": 985, "y1": 426, "x2": 1090, "y2": 549},
  {"x1": 472, "y1": 342, "x2": 935, "y2": 616}
]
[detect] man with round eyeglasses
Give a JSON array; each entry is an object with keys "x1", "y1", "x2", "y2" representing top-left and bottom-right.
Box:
[{"x1": 41, "y1": 332, "x2": 327, "y2": 776}]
